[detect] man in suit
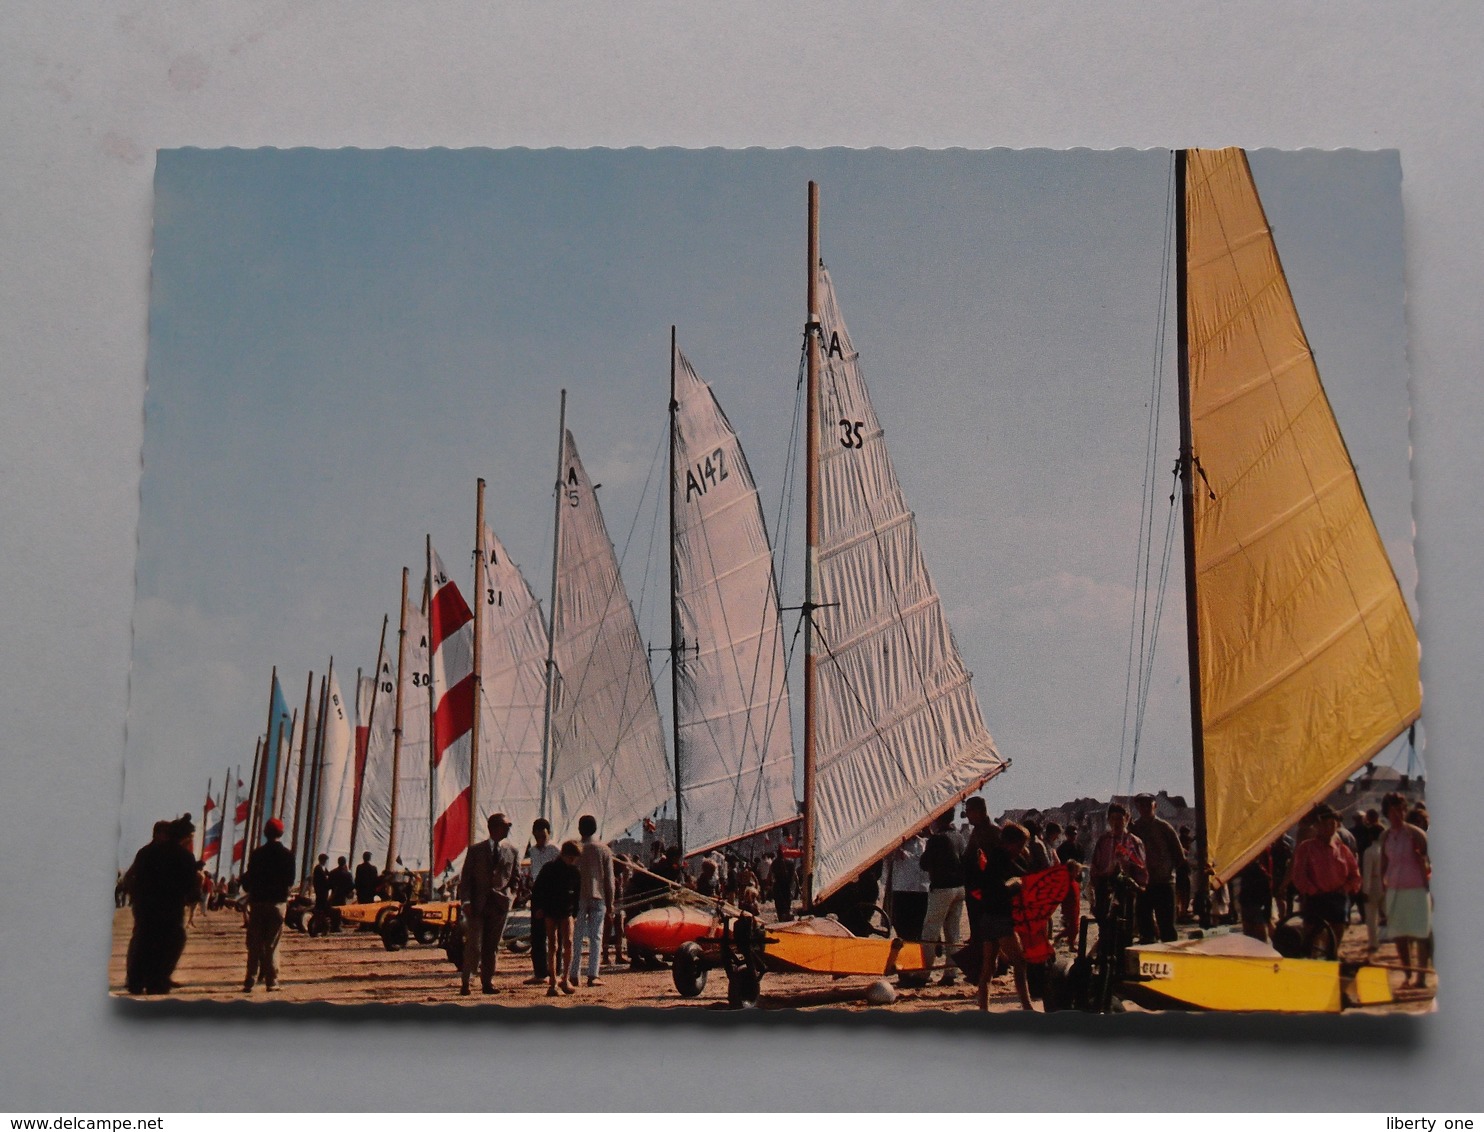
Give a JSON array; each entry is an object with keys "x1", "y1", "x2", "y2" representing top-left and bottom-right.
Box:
[{"x1": 457, "y1": 811, "x2": 518, "y2": 996}]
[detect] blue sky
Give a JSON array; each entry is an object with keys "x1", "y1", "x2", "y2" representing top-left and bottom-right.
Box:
[{"x1": 121, "y1": 147, "x2": 1414, "y2": 857}]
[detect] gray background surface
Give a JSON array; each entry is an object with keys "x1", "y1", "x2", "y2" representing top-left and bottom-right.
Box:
[{"x1": 2, "y1": 2, "x2": 1480, "y2": 1111}]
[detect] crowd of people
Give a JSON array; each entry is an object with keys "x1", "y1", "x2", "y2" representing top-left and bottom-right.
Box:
[{"x1": 118, "y1": 786, "x2": 1433, "y2": 1004}]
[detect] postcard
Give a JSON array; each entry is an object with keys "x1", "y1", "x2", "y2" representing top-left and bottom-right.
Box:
[{"x1": 115, "y1": 146, "x2": 1430, "y2": 1014}]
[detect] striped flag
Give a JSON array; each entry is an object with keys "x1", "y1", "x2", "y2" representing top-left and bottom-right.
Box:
[
  {"x1": 202, "y1": 814, "x2": 223, "y2": 862},
  {"x1": 428, "y1": 543, "x2": 475, "y2": 874}
]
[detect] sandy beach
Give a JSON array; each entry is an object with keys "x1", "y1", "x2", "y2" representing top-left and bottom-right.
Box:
[{"x1": 108, "y1": 907, "x2": 1435, "y2": 1015}]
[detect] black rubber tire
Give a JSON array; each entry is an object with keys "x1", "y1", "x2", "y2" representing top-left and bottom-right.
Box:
[
  {"x1": 307, "y1": 912, "x2": 328, "y2": 938},
  {"x1": 1042, "y1": 956, "x2": 1075, "y2": 1012},
  {"x1": 379, "y1": 916, "x2": 409, "y2": 952},
  {"x1": 413, "y1": 924, "x2": 440, "y2": 946},
  {"x1": 672, "y1": 942, "x2": 708, "y2": 998},
  {"x1": 727, "y1": 967, "x2": 761, "y2": 1009}
]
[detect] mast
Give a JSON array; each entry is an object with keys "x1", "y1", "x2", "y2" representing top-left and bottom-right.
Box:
[
  {"x1": 1173, "y1": 148, "x2": 1212, "y2": 923},
  {"x1": 290, "y1": 671, "x2": 315, "y2": 856},
  {"x1": 302, "y1": 669, "x2": 329, "y2": 885},
  {"x1": 538, "y1": 390, "x2": 567, "y2": 825},
  {"x1": 215, "y1": 765, "x2": 230, "y2": 883},
  {"x1": 387, "y1": 569, "x2": 409, "y2": 872},
  {"x1": 426, "y1": 534, "x2": 437, "y2": 886},
  {"x1": 668, "y1": 327, "x2": 684, "y2": 855},
  {"x1": 350, "y1": 615, "x2": 390, "y2": 862},
  {"x1": 801, "y1": 180, "x2": 821, "y2": 910},
  {"x1": 471, "y1": 479, "x2": 486, "y2": 851},
  {"x1": 200, "y1": 777, "x2": 211, "y2": 864},
  {"x1": 276, "y1": 709, "x2": 297, "y2": 826},
  {"x1": 259, "y1": 666, "x2": 279, "y2": 828},
  {"x1": 244, "y1": 739, "x2": 262, "y2": 857}
]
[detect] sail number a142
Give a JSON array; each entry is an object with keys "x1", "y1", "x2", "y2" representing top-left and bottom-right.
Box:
[{"x1": 685, "y1": 447, "x2": 730, "y2": 502}]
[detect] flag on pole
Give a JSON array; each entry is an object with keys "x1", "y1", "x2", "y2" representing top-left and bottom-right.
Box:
[
  {"x1": 202, "y1": 814, "x2": 224, "y2": 862},
  {"x1": 204, "y1": 792, "x2": 217, "y2": 814},
  {"x1": 428, "y1": 543, "x2": 475, "y2": 874}
]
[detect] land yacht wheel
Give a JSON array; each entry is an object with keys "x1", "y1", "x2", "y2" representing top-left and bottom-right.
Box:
[{"x1": 672, "y1": 942, "x2": 708, "y2": 998}]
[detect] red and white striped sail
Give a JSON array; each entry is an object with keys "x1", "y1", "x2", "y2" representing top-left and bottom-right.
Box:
[
  {"x1": 429, "y1": 544, "x2": 476, "y2": 874},
  {"x1": 475, "y1": 523, "x2": 548, "y2": 847},
  {"x1": 231, "y1": 778, "x2": 249, "y2": 866}
]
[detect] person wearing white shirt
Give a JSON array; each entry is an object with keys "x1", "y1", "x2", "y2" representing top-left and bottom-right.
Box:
[{"x1": 525, "y1": 818, "x2": 559, "y2": 985}]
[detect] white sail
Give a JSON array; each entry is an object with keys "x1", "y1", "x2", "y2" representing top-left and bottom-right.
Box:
[
  {"x1": 354, "y1": 648, "x2": 398, "y2": 867},
  {"x1": 547, "y1": 429, "x2": 672, "y2": 841},
  {"x1": 280, "y1": 712, "x2": 307, "y2": 849},
  {"x1": 393, "y1": 590, "x2": 432, "y2": 870},
  {"x1": 672, "y1": 349, "x2": 797, "y2": 855},
  {"x1": 475, "y1": 522, "x2": 548, "y2": 848},
  {"x1": 810, "y1": 266, "x2": 1007, "y2": 902},
  {"x1": 317, "y1": 670, "x2": 355, "y2": 862}
]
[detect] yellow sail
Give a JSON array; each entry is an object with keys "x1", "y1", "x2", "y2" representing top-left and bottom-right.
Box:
[{"x1": 1184, "y1": 148, "x2": 1421, "y2": 883}]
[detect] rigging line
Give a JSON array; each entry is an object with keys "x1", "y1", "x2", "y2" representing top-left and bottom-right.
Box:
[
  {"x1": 816, "y1": 296, "x2": 961, "y2": 783},
  {"x1": 1131, "y1": 477, "x2": 1180, "y2": 787},
  {"x1": 1118, "y1": 153, "x2": 1178, "y2": 791},
  {"x1": 683, "y1": 489, "x2": 793, "y2": 841},
  {"x1": 1130, "y1": 481, "x2": 1180, "y2": 788},
  {"x1": 771, "y1": 345, "x2": 809, "y2": 614}
]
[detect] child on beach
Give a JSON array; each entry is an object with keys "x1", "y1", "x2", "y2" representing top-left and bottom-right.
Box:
[{"x1": 531, "y1": 840, "x2": 582, "y2": 996}]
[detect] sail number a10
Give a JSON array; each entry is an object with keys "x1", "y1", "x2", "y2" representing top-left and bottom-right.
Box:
[{"x1": 685, "y1": 447, "x2": 730, "y2": 502}]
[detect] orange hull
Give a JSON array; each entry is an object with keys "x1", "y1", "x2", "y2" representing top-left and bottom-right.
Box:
[{"x1": 625, "y1": 906, "x2": 723, "y2": 954}]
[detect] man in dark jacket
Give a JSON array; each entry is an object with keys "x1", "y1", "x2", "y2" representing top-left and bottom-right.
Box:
[
  {"x1": 354, "y1": 852, "x2": 380, "y2": 904},
  {"x1": 1130, "y1": 794, "x2": 1183, "y2": 943},
  {"x1": 124, "y1": 816, "x2": 199, "y2": 994},
  {"x1": 242, "y1": 818, "x2": 296, "y2": 992}
]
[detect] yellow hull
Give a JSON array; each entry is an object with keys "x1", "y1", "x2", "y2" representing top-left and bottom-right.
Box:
[
  {"x1": 336, "y1": 901, "x2": 399, "y2": 927},
  {"x1": 763, "y1": 921, "x2": 934, "y2": 977},
  {"x1": 1126, "y1": 942, "x2": 1393, "y2": 1013}
]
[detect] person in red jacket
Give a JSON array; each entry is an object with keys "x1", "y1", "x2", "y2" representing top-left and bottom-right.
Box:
[{"x1": 1290, "y1": 805, "x2": 1360, "y2": 958}]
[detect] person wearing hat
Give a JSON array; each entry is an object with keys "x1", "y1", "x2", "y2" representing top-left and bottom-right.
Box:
[
  {"x1": 241, "y1": 817, "x2": 296, "y2": 992},
  {"x1": 122, "y1": 816, "x2": 199, "y2": 994},
  {"x1": 1290, "y1": 804, "x2": 1360, "y2": 959},
  {"x1": 457, "y1": 811, "x2": 519, "y2": 996},
  {"x1": 1129, "y1": 793, "x2": 1183, "y2": 943}
]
